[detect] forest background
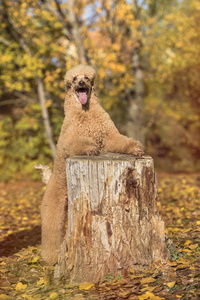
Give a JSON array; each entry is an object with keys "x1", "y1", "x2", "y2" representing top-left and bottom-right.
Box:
[{"x1": 0, "y1": 0, "x2": 200, "y2": 181}]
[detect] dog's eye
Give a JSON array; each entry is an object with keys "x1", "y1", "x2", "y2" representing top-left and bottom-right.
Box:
[
  {"x1": 73, "y1": 76, "x2": 77, "y2": 82},
  {"x1": 84, "y1": 76, "x2": 89, "y2": 80}
]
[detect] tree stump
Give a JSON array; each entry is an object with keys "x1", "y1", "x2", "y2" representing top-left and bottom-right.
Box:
[{"x1": 54, "y1": 154, "x2": 169, "y2": 283}]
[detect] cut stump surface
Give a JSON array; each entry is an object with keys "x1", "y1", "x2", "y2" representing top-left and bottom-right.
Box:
[{"x1": 54, "y1": 154, "x2": 169, "y2": 283}]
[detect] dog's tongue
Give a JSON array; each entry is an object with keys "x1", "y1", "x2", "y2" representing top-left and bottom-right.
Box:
[{"x1": 78, "y1": 92, "x2": 88, "y2": 105}]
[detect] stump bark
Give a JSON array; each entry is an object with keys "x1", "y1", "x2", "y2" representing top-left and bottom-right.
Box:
[{"x1": 54, "y1": 154, "x2": 169, "y2": 283}]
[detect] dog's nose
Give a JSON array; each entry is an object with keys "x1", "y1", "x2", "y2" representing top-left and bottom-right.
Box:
[{"x1": 78, "y1": 80, "x2": 85, "y2": 86}]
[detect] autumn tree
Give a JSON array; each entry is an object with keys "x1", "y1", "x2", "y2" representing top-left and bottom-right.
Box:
[{"x1": 144, "y1": 0, "x2": 200, "y2": 170}]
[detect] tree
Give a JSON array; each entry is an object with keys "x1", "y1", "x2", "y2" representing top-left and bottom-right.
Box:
[{"x1": 143, "y1": 0, "x2": 200, "y2": 170}]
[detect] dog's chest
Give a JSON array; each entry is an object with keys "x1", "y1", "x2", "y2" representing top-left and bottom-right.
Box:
[{"x1": 74, "y1": 111, "x2": 106, "y2": 142}]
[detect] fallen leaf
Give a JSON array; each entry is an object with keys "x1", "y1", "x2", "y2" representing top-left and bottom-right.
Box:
[
  {"x1": 21, "y1": 295, "x2": 34, "y2": 300},
  {"x1": 16, "y1": 282, "x2": 27, "y2": 290},
  {"x1": 182, "y1": 249, "x2": 192, "y2": 253},
  {"x1": 175, "y1": 264, "x2": 188, "y2": 270},
  {"x1": 29, "y1": 256, "x2": 39, "y2": 263},
  {"x1": 0, "y1": 295, "x2": 11, "y2": 300},
  {"x1": 79, "y1": 283, "x2": 94, "y2": 290},
  {"x1": 184, "y1": 240, "x2": 191, "y2": 246},
  {"x1": 139, "y1": 292, "x2": 164, "y2": 299},
  {"x1": 50, "y1": 292, "x2": 58, "y2": 299},
  {"x1": 118, "y1": 290, "x2": 131, "y2": 298},
  {"x1": 167, "y1": 260, "x2": 177, "y2": 267},
  {"x1": 141, "y1": 277, "x2": 156, "y2": 284},
  {"x1": 0, "y1": 269, "x2": 9, "y2": 273},
  {"x1": 37, "y1": 278, "x2": 45, "y2": 285},
  {"x1": 188, "y1": 243, "x2": 199, "y2": 250},
  {"x1": 141, "y1": 286, "x2": 156, "y2": 292},
  {"x1": 167, "y1": 281, "x2": 176, "y2": 288}
]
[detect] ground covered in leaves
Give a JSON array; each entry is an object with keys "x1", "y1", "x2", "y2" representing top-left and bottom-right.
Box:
[{"x1": 0, "y1": 174, "x2": 200, "y2": 299}]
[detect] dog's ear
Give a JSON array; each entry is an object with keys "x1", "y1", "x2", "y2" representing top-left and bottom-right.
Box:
[
  {"x1": 66, "y1": 82, "x2": 71, "y2": 91},
  {"x1": 64, "y1": 77, "x2": 71, "y2": 91},
  {"x1": 91, "y1": 78, "x2": 95, "y2": 86}
]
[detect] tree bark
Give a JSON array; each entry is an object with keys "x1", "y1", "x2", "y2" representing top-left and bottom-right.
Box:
[
  {"x1": 67, "y1": 0, "x2": 89, "y2": 64},
  {"x1": 126, "y1": 45, "x2": 145, "y2": 145},
  {"x1": 54, "y1": 154, "x2": 169, "y2": 283},
  {"x1": 36, "y1": 77, "x2": 56, "y2": 158}
]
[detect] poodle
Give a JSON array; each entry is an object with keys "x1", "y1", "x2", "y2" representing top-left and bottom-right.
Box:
[{"x1": 41, "y1": 64, "x2": 144, "y2": 265}]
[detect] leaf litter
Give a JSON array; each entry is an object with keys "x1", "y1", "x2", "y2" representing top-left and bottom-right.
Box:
[{"x1": 0, "y1": 174, "x2": 200, "y2": 299}]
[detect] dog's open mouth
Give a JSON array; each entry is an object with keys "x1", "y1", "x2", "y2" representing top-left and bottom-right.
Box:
[{"x1": 75, "y1": 88, "x2": 89, "y2": 105}]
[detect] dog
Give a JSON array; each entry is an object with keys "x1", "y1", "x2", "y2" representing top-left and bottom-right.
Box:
[{"x1": 41, "y1": 64, "x2": 144, "y2": 265}]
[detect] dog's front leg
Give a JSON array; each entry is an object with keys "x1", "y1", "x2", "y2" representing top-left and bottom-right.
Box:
[
  {"x1": 104, "y1": 133, "x2": 144, "y2": 156},
  {"x1": 63, "y1": 135, "x2": 100, "y2": 157}
]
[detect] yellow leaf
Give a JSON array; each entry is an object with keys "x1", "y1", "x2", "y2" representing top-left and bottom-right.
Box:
[
  {"x1": 0, "y1": 269, "x2": 8, "y2": 273},
  {"x1": 167, "y1": 260, "x2": 177, "y2": 267},
  {"x1": 167, "y1": 281, "x2": 176, "y2": 288},
  {"x1": 16, "y1": 282, "x2": 27, "y2": 290},
  {"x1": 184, "y1": 240, "x2": 191, "y2": 246},
  {"x1": 139, "y1": 292, "x2": 164, "y2": 300},
  {"x1": 29, "y1": 256, "x2": 39, "y2": 263},
  {"x1": 141, "y1": 277, "x2": 156, "y2": 284},
  {"x1": 188, "y1": 244, "x2": 198, "y2": 250},
  {"x1": 175, "y1": 264, "x2": 188, "y2": 270},
  {"x1": 50, "y1": 292, "x2": 58, "y2": 299},
  {"x1": 0, "y1": 295, "x2": 11, "y2": 300},
  {"x1": 183, "y1": 249, "x2": 192, "y2": 253},
  {"x1": 37, "y1": 278, "x2": 45, "y2": 285},
  {"x1": 79, "y1": 283, "x2": 94, "y2": 290},
  {"x1": 141, "y1": 286, "x2": 156, "y2": 292},
  {"x1": 21, "y1": 295, "x2": 34, "y2": 300},
  {"x1": 138, "y1": 293, "x2": 149, "y2": 300},
  {"x1": 196, "y1": 221, "x2": 200, "y2": 225},
  {"x1": 177, "y1": 258, "x2": 189, "y2": 265}
]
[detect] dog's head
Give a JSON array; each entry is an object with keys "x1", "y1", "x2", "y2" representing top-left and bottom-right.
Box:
[{"x1": 64, "y1": 65, "x2": 96, "y2": 106}]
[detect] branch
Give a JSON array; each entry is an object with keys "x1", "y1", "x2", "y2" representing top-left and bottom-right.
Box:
[
  {"x1": 0, "y1": 92, "x2": 36, "y2": 106},
  {"x1": 66, "y1": 0, "x2": 90, "y2": 63},
  {"x1": 0, "y1": 36, "x2": 11, "y2": 46},
  {"x1": 131, "y1": 0, "x2": 146, "y2": 19},
  {"x1": 2, "y1": 0, "x2": 29, "y2": 51},
  {"x1": 0, "y1": 99, "x2": 25, "y2": 106},
  {"x1": 41, "y1": 0, "x2": 73, "y2": 41},
  {"x1": 36, "y1": 77, "x2": 56, "y2": 158}
]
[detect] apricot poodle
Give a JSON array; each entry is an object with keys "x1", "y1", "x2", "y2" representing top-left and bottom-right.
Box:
[{"x1": 41, "y1": 64, "x2": 144, "y2": 265}]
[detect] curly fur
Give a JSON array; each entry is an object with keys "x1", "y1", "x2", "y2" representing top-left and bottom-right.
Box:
[{"x1": 41, "y1": 64, "x2": 144, "y2": 265}]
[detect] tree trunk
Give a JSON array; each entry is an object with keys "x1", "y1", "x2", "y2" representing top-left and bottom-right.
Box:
[
  {"x1": 54, "y1": 154, "x2": 169, "y2": 283},
  {"x1": 67, "y1": 0, "x2": 89, "y2": 64},
  {"x1": 126, "y1": 46, "x2": 145, "y2": 145},
  {"x1": 36, "y1": 77, "x2": 56, "y2": 158}
]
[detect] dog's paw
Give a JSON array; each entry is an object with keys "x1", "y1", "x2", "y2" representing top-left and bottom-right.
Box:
[
  {"x1": 126, "y1": 140, "x2": 145, "y2": 157},
  {"x1": 131, "y1": 147, "x2": 144, "y2": 157},
  {"x1": 86, "y1": 148, "x2": 100, "y2": 156}
]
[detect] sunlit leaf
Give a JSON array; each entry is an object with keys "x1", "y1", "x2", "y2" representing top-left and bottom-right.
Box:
[
  {"x1": 16, "y1": 282, "x2": 27, "y2": 290},
  {"x1": 141, "y1": 277, "x2": 156, "y2": 284},
  {"x1": 0, "y1": 295, "x2": 11, "y2": 300},
  {"x1": 79, "y1": 283, "x2": 94, "y2": 290},
  {"x1": 167, "y1": 281, "x2": 176, "y2": 288},
  {"x1": 188, "y1": 244, "x2": 199, "y2": 250},
  {"x1": 50, "y1": 292, "x2": 58, "y2": 299}
]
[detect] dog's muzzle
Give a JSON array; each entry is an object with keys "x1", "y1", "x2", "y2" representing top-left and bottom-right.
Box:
[{"x1": 75, "y1": 82, "x2": 90, "y2": 105}]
